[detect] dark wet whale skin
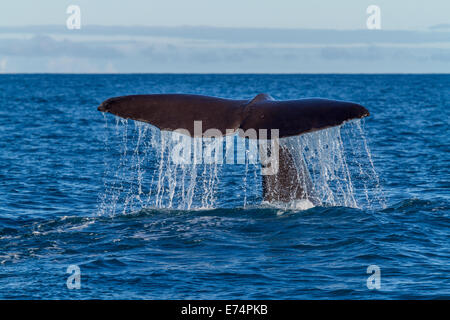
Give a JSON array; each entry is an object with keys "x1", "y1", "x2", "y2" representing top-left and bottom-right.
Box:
[{"x1": 98, "y1": 93, "x2": 369, "y2": 138}]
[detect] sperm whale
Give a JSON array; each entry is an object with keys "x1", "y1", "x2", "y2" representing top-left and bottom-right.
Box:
[{"x1": 98, "y1": 93, "x2": 369, "y2": 204}]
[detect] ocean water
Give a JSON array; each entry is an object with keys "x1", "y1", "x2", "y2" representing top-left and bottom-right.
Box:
[{"x1": 0, "y1": 74, "x2": 448, "y2": 299}]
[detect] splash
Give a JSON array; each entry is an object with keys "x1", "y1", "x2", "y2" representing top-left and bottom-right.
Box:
[
  {"x1": 98, "y1": 117, "x2": 384, "y2": 215},
  {"x1": 283, "y1": 123, "x2": 385, "y2": 209}
]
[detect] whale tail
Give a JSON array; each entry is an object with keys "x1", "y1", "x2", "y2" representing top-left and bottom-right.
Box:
[
  {"x1": 98, "y1": 93, "x2": 369, "y2": 204},
  {"x1": 262, "y1": 145, "x2": 320, "y2": 204}
]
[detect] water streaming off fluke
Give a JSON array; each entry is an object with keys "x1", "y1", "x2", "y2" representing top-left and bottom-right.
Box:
[{"x1": 98, "y1": 116, "x2": 385, "y2": 215}]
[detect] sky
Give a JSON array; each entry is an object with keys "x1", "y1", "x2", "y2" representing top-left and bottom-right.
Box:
[
  {"x1": 1, "y1": 0, "x2": 449, "y2": 30},
  {"x1": 0, "y1": 1, "x2": 448, "y2": 73}
]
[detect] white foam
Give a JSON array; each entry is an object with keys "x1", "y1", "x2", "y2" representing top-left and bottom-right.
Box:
[{"x1": 262, "y1": 199, "x2": 316, "y2": 213}]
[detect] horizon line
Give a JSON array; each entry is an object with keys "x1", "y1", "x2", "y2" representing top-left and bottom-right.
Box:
[{"x1": 1, "y1": 72, "x2": 449, "y2": 75}]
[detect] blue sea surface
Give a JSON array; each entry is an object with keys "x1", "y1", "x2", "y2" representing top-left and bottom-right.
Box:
[{"x1": 0, "y1": 74, "x2": 448, "y2": 299}]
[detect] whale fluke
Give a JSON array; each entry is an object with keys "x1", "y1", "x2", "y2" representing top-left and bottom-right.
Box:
[
  {"x1": 98, "y1": 93, "x2": 369, "y2": 204},
  {"x1": 98, "y1": 93, "x2": 369, "y2": 139}
]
